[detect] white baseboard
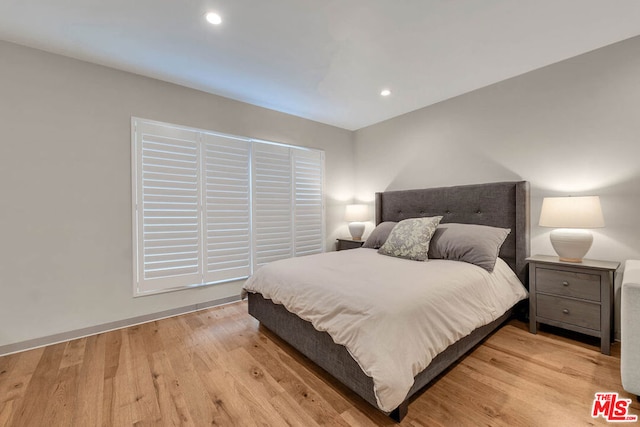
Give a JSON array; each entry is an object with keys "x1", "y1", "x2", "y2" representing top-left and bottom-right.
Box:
[{"x1": 0, "y1": 295, "x2": 241, "y2": 357}]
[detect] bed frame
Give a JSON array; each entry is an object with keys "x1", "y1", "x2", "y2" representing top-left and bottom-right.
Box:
[{"x1": 247, "y1": 181, "x2": 530, "y2": 421}]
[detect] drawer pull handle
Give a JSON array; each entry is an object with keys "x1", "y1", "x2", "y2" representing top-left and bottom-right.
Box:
[
  {"x1": 562, "y1": 281, "x2": 569, "y2": 287},
  {"x1": 562, "y1": 309, "x2": 570, "y2": 314}
]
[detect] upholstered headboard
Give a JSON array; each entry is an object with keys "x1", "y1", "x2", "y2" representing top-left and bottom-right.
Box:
[{"x1": 375, "y1": 181, "x2": 530, "y2": 284}]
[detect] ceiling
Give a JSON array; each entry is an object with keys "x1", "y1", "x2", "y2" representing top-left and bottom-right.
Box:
[{"x1": 1, "y1": 1, "x2": 639, "y2": 130}]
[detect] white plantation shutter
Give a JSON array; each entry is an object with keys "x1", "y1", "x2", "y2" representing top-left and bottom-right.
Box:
[
  {"x1": 252, "y1": 143, "x2": 325, "y2": 269},
  {"x1": 134, "y1": 121, "x2": 202, "y2": 294},
  {"x1": 202, "y1": 133, "x2": 252, "y2": 282},
  {"x1": 252, "y1": 143, "x2": 293, "y2": 268},
  {"x1": 293, "y1": 149, "x2": 324, "y2": 256},
  {"x1": 133, "y1": 118, "x2": 325, "y2": 295}
]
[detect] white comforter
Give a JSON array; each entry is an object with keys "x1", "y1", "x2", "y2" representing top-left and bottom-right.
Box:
[{"x1": 243, "y1": 248, "x2": 528, "y2": 412}]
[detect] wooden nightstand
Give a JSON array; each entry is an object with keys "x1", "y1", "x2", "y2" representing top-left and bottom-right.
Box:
[
  {"x1": 336, "y1": 238, "x2": 365, "y2": 251},
  {"x1": 527, "y1": 254, "x2": 619, "y2": 355}
]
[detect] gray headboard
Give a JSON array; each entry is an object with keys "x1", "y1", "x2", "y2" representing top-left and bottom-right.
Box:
[{"x1": 375, "y1": 181, "x2": 530, "y2": 284}]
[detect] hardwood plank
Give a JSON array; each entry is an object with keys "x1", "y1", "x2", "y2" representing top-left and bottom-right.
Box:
[
  {"x1": 40, "y1": 364, "x2": 80, "y2": 426},
  {"x1": 125, "y1": 326, "x2": 163, "y2": 424},
  {"x1": 216, "y1": 370, "x2": 288, "y2": 426},
  {"x1": 7, "y1": 343, "x2": 65, "y2": 426},
  {"x1": 269, "y1": 391, "x2": 322, "y2": 427},
  {"x1": 148, "y1": 350, "x2": 195, "y2": 426},
  {"x1": 0, "y1": 301, "x2": 634, "y2": 426},
  {"x1": 102, "y1": 329, "x2": 122, "y2": 381},
  {"x1": 257, "y1": 326, "x2": 358, "y2": 415},
  {"x1": 340, "y1": 407, "x2": 378, "y2": 427},
  {"x1": 243, "y1": 336, "x2": 352, "y2": 425},
  {"x1": 0, "y1": 348, "x2": 43, "y2": 405},
  {"x1": 0, "y1": 354, "x2": 20, "y2": 401},
  {"x1": 140, "y1": 321, "x2": 165, "y2": 356},
  {"x1": 101, "y1": 376, "x2": 115, "y2": 427},
  {"x1": 72, "y1": 333, "x2": 106, "y2": 426},
  {"x1": 110, "y1": 330, "x2": 135, "y2": 427},
  {"x1": 160, "y1": 340, "x2": 219, "y2": 424},
  {"x1": 59, "y1": 338, "x2": 87, "y2": 369},
  {"x1": 191, "y1": 366, "x2": 249, "y2": 426},
  {"x1": 442, "y1": 356, "x2": 571, "y2": 426},
  {"x1": 222, "y1": 346, "x2": 286, "y2": 399},
  {"x1": 0, "y1": 400, "x2": 15, "y2": 426}
]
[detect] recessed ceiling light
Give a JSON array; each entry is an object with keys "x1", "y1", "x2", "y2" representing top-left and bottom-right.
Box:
[
  {"x1": 206, "y1": 12, "x2": 222, "y2": 25},
  {"x1": 380, "y1": 89, "x2": 391, "y2": 97}
]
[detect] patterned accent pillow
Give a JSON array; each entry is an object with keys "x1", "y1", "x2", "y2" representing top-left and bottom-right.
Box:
[{"x1": 378, "y1": 216, "x2": 443, "y2": 261}]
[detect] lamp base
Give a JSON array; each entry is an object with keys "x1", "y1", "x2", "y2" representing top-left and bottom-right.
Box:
[
  {"x1": 549, "y1": 228, "x2": 593, "y2": 263},
  {"x1": 348, "y1": 222, "x2": 365, "y2": 241}
]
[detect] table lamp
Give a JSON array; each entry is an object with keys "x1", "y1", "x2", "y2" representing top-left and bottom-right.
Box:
[
  {"x1": 538, "y1": 196, "x2": 604, "y2": 263},
  {"x1": 345, "y1": 204, "x2": 368, "y2": 240}
]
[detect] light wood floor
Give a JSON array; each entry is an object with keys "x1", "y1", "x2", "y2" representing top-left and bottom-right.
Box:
[{"x1": 0, "y1": 301, "x2": 637, "y2": 426}]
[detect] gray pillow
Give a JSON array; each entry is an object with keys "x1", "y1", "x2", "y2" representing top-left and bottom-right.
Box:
[
  {"x1": 378, "y1": 217, "x2": 443, "y2": 261},
  {"x1": 428, "y1": 223, "x2": 510, "y2": 272},
  {"x1": 362, "y1": 221, "x2": 397, "y2": 249}
]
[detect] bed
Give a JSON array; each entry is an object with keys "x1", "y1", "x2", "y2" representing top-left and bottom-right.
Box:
[{"x1": 244, "y1": 181, "x2": 530, "y2": 421}]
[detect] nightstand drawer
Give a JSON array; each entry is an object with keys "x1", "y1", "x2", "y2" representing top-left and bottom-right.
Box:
[
  {"x1": 537, "y1": 294, "x2": 600, "y2": 331},
  {"x1": 536, "y1": 267, "x2": 601, "y2": 301}
]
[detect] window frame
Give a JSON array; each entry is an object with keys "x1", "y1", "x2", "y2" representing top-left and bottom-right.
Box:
[{"x1": 131, "y1": 117, "x2": 325, "y2": 297}]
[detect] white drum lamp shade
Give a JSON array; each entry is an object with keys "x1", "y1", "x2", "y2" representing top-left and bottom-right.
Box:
[
  {"x1": 539, "y1": 196, "x2": 605, "y2": 263},
  {"x1": 345, "y1": 204, "x2": 368, "y2": 240}
]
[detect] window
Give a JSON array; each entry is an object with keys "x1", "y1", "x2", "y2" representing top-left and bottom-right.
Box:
[{"x1": 132, "y1": 118, "x2": 324, "y2": 296}]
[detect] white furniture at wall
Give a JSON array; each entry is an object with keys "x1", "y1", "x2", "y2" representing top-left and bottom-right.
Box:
[{"x1": 621, "y1": 260, "x2": 640, "y2": 400}]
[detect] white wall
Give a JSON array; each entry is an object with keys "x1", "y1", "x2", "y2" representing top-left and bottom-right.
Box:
[
  {"x1": 0, "y1": 40, "x2": 355, "y2": 348},
  {"x1": 3, "y1": 33, "x2": 638, "y2": 349},
  {"x1": 354, "y1": 36, "x2": 640, "y2": 338}
]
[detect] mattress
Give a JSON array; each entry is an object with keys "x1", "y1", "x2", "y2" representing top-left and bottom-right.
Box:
[{"x1": 242, "y1": 248, "x2": 528, "y2": 412}]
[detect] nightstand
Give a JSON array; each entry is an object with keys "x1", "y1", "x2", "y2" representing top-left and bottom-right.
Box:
[
  {"x1": 527, "y1": 254, "x2": 619, "y2": 355},
  {"x1": 336, "y1": 238, "x2": 365, "y2": 251}
]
